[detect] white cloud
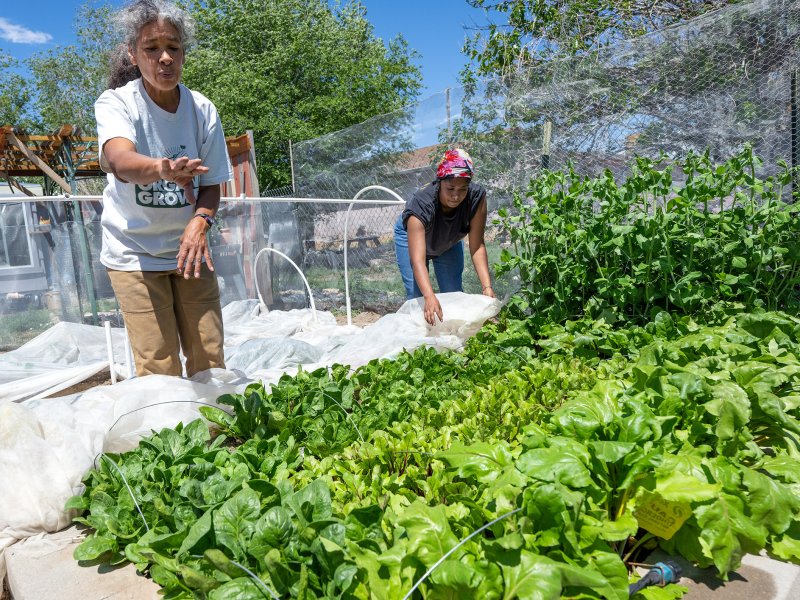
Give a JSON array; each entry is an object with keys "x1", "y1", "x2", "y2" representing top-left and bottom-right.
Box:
[{"x1": 0, "y1": 17, "x2": 52, "y2": 44}]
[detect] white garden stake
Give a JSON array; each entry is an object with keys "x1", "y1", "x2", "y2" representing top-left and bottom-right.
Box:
[{"x1": 104, "y1": 320, "x2": 117, "y2": 384}]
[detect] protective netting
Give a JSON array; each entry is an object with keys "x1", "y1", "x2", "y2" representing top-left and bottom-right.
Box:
[
  {"x1": 1, "y1": 0, "x2": 795, "y2": 354},
  {"x1": 279, "y1": 0, "x2": 800, "y2": 319},
  {"x1": 0, "y1": 193, "x2": 504, "y2": 359},
  {"x1": 292, "y1": 0, "x2": 799, "y2": 203},
  {"x1": 0, "y1": 197, "x2": 269, "y2": 352},
  {"x1": 1, "y1": 0, "x2": 798, "y2": 588}
]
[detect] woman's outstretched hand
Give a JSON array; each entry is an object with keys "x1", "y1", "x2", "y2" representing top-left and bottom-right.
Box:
[
  {"x1": 423, "y1": 293, "x2": 443, "y2": 326},
  {"x1": 482, "y1": 285, "x2": 496, "y2": 298},
  {"x1": 158, "y1": 156, "x2": 209, "y2": 188}
]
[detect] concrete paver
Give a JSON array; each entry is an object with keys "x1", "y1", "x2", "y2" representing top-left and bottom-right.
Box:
[
  {"x1": 645, "y1": 549, "x2": 800, "y2": 600},
  {"x1": 5, "y1": 526, "x2": 159, "y2": 600}
]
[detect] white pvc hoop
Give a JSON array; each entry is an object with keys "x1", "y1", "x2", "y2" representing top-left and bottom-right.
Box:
[
  {"x1": 104, "y1": 320, "x2": 117, "y2": 385},
  {"x1": 253, "y1": 247, "x2": 318, "y2": 323},
  {"x1": 343, "y1": 186, "x2": 405, "y2": 326}
]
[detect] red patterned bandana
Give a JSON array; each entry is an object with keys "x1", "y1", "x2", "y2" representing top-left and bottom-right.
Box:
[{"x1": 436, "y1": 148, "x2": 474, "y2": 179}]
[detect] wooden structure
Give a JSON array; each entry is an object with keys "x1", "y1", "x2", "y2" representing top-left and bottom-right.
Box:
[
  {"x1": 223, "y1": 131, "x2": 260, "y2": 198},
  {"x1": 218, "y1": 130, "x2": 266, "y2": 303},
  {"x1": 0, "y1": 126, "x2": 101, "y2": 317},
  {"x1": 0, "y1": 125, "x2": 102, "y2": 196},
  {"x1": 0, "y1": 125, "x2": 258, "y2": 196}
]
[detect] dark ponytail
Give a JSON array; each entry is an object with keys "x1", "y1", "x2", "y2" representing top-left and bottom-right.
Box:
[{"x1": 107, "y1": 44, "x2": 141, "y2": 90}]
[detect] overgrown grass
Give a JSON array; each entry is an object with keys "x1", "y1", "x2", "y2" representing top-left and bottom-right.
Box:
[{"x1": 0, "y1": 308, "x2": 54, "y2": 351}]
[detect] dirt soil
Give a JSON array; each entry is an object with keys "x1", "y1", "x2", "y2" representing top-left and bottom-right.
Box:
[
  {"x1": 334, "y1": 311, "x2": 382, "y2": 327},
  {"x1": 48, "y1": 369, "x2": 114, "y2": 397},
  {"x1": 2, "y1": 576, "x2": 11, "y2": 600}
]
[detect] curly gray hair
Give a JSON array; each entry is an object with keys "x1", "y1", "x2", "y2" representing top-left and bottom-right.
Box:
[{"x1": 107, "y1": 0, "x2": 196, "y2": 89}]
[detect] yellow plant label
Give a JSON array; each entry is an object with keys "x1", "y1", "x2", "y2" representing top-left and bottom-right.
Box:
[{"x1": 634, "y1": 497, "x2": 692, "y2": 540}]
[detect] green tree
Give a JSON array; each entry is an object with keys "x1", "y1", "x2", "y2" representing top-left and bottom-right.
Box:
[
  {"x1": 183, "y1": 0, "x2": 422, "y2": 190},
  {"x1": 0, "y1": 52, "x2": 33, "y2": 128},
  {"x1": 22, "y1": 0, "x2": 422, "y2": 191},
  {"x1": 463, "y1": 0, "x2": 741, "y2": 78},
  {"x1": 26, "y1": 1, "x2": 114, "y2": 133}
]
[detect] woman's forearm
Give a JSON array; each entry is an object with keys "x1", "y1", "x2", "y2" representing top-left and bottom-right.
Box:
[
  {"x1": 194, "y1": 185, "x2": 221, "y2": 216},
  {"x1": 105, "y1": 149, "x2": 162, "y2": 185},
  {"x1": 411, "y1": 259, "x2": 435, "y2": 297},
  {"x1": 407, "y1": 216, "x2": 435, "y2": 297},
  {"x1": 470, "y1": 242, "x2": 492, "y2": 289},
  {"x1": 103, "y1": 138, "x2": 207, "y2": 188},
  {"x1": 467, "y1": 195, "x2": 492, "y2": 291}
]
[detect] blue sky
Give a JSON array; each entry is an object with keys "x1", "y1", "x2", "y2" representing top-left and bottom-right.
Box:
[{"x1": 0, "y1": 0, "x2": 492, "y2": 98}]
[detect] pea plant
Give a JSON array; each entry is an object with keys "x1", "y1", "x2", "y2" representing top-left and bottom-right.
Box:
[{"x1": 496, "y1": 146, "x2": 800, "y2": 326}]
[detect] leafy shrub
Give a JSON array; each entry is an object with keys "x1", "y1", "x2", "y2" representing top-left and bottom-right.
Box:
[{"x1": 496, "y1": 146, "x2": 800, "y2": 326}]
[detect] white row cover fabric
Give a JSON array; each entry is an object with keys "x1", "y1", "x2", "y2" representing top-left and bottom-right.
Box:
[
  {"x1": 0, "y1": 292, "x2": 501, "y2": 579},
  {"x1": 0, "y1": 375, "x2": 243, "y2": 580},
  {"x1": 0, "y1": 322, "x2": 131, "y2": 404}
]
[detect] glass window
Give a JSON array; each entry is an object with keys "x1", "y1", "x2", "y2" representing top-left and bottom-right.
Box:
[{"x1": 0, "y1": 203, "x2": 32, "y2": 268}]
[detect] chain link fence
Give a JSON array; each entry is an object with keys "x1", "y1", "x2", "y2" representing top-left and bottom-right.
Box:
[
  {"x1": 256, "y1": 183, "x2": 409, "y2": 316},
  {"x1": 293, "y1": 0, "x2": 798, "y2": 195}
]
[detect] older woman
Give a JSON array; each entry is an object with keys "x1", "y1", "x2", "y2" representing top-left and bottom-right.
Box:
[
  {"x1": 95, "y1": 0, "x2": 232, "y2": 377},
  {"x1": 394, "y1": 148, "x2": 495, "y2": 326}
]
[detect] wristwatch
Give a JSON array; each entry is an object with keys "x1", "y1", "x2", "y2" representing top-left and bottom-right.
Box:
[{"x1": 193, "y1": 213, "x2": 215, "y2": 227}]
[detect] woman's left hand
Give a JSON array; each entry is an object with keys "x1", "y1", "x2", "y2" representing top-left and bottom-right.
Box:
[
  {"x1": 482, "y1": 285, "x2": 495, "y2": 298},
  {"x1": 176, "y1": 217, "x2": 214, "y2": 278}
]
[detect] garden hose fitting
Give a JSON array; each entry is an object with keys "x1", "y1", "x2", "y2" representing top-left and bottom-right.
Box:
[{"x1": 628, "y1": 560, "x2": 682, "y2": 596}]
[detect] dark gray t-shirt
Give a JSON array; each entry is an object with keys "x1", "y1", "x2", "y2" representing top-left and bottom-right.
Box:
[{"x1": 401, "y1": 180, "x2": 486, "y2": 258}]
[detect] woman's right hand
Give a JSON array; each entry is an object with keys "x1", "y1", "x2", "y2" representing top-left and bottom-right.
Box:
[
  {"x1": 423, "y1": 293, "x2": 443, "y2": 326},
  {"x1": 158, "y1": 156, "x2": 209, "y2": 188}
]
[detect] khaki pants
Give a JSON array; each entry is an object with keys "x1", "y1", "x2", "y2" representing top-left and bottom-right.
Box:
[{"x1": 107, "y1": 266, "x2": 225, "y2": 377}]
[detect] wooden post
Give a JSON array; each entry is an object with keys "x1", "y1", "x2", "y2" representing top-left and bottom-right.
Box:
[
  {"x1": 792, "y1": 70, "x2": 798, "y2": 198},
  {"x1": 0, "y1": 172, "x2": 36, "y2": 197},
  {"x1": 247, "y1": 130, "x2": 259, "y2": 196},
  {"x1": 542, "y1": 120, "x2": 552, "y2": 170},
  {"x1": 6, "y1": 131, "x2": 72, "y2": 193},
  {"x1": 8, "y1": 176, "x2": 36, "y2": 196},
  {"x1": 446, "y1": 87, "x2": 452, "y2": 143}
]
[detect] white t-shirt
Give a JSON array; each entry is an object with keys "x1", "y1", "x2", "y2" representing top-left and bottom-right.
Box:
[{"x1": 95, "y1": 78, "x2": 233, "y2": 271}]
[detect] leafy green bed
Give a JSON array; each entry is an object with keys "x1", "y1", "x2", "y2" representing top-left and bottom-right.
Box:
[
  {"x1": 496, "y1": 146, "x2": 800, "y2": 326},
  {"x1": 69, "y1": 310, "x2": 800, "y2": 599}
]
